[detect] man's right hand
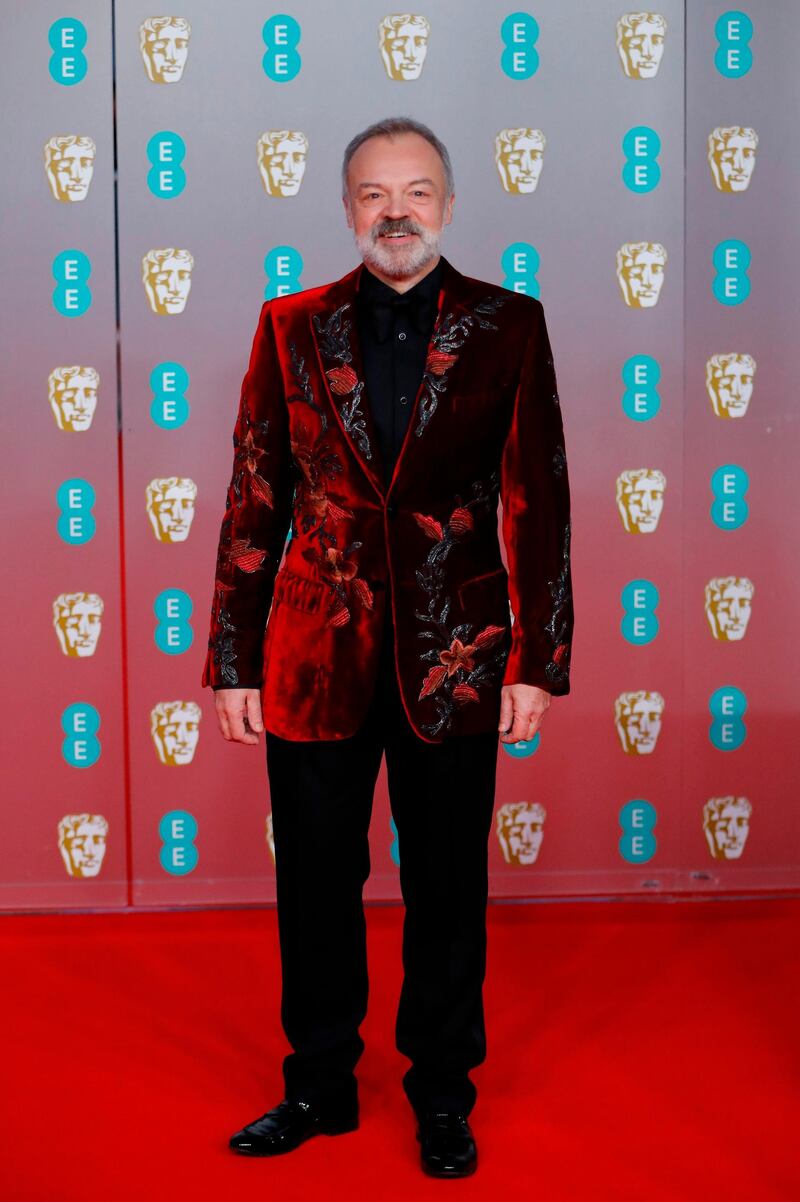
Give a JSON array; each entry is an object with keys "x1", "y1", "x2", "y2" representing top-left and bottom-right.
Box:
[{"x1": 214, "y1": 688, "x2": 265, "y2": 744}]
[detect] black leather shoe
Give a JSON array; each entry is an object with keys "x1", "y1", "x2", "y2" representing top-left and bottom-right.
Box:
[
  {"x1": 416, "y1": 1111, "x2": 477, "y2": 1177},
  {"x1": 229, "y1": 1097, "x2": 359, "y2": 1156}
]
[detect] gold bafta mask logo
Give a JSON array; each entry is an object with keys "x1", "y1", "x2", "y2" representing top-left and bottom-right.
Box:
[
  {"x1": 704, "y1": 576, "x2": 754, "y2": 641},
  {"x1": 44, "y1": 135, "x2": 96, "y2": 202},
  {"x1": 266, "y1": 813, "x2": 275, "y2": 864},
  {"x1": 142, "y1": 249, "x2": 194, "y2": 315},
  {"x1": 496, "y1": 802, "x2": 546, "y2": 866},
  {"x1": 614, "y1": 690, "x2": 664, "y2": 755},
  {"x1": 708, "y1": 126, "x2": 758, "y2": 193},
  {"x1": 616, "y1": 242, "x2": 667, "y2": 307},
  {"x1": 150, "y1": 700, "x2": 201, "y2": 765},
  {"x1": 146, "y1": 476, "x2": 197, "y2": 542},
  {"x1": 616, "y1": 468, "x2": 666, "y2": 533},
  {"x1": 139, "y1": 16, "x2": 191, "y2": 83},
  {"x1": 58, "y1": 813, "x2": 108, "y2": 878},
  {"x1": 495, "y1": 128, "x2": 545, "y2": 195},
  {"x1": 49, "y1": 365, "x2": 99, "y2": 432},
  {"x1": 616, "y1": 12, "x2": 668, "y2": 79},
  {"x1": 706, "y1": 353, "x2": 755, "y2": 419},
  {"x1": 53, "y1": 592, "x2": 104, "y2": 657},
  {"x1": 703, "y1": 795, "x2": 751, "y2": 860},
  {"x1": 257, "y1": 130, "x2": 308, "y2": 197},
  {"x1": 378, "y1": 13, "x2": 431, "y2": 79}
]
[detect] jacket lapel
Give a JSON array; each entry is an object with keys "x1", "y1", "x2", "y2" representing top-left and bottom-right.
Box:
[
  {"x1": 307, "y1": 254, "x2": 486, "y2": 500},
  {"x1": 307, "y1": 263, "x2": 385, "y2": 499}
]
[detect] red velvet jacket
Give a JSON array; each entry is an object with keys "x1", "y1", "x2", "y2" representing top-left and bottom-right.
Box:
[{"x1": 201, "y1": 254, "x2": 573, "y2": 743}]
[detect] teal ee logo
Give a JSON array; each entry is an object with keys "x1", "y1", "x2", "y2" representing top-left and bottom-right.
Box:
[
  {"x1": 146, "y1": 132, "x2": 186, "y2": 198},
  {"x1": 150, "y1": 362, "x2": 190, "y2": 428},
  {"x1": 159, "y1": 811, "x2": 199, "y2": 875},
  {"x1": 500, "y1": 12, "x2": 539, "y2": 79},
  {"x1": 57, "y1": 478, "x2": 96, "y2": 544},
  {"x1": 502, "y1": 731, "x2": 541, "y2": 759},
  {"x1": 622, "y1": 354, "x2": 661, "y2": 421},
  {"x1": 265, "y1": 246, "x2": 303, "y2": 298},
  {"x1": 62, "y1": 702, "x2": 101, "y2": 767},
  {"x1": 622, "y1": 127, "x2": 661, "y2": 193},
  {"x1": 389, "y1": 817, "x2": 401, "y2": 866},
  {"x1": 711, "y1": 464, "x2": 749, "y2": 529},
  {"x1": 709, "y1": 685, "x2": 747, "y2": 750},
  {"x1": 618, "y1": 799, "x2": 657, "y2": 863},
  {"x1": 53, "y1": 249, "x2": 91, "y2": 316},
  {"x1": 49, "y1": 18, "x2": 88, "y2": 85},
  {"x1": 712, "y1": 239, "x2": 751, "y2": 305},
  {"x1": 715, "y1": 11, "x2": 753, "y2": 77},
  {"x1": 154, "y1": 589, "x2": 193, "y2": 654},
  {"x1": 501, "y1": 243, "x2": 539, "y2": 296},
  {"x1": 262, "y1": 14, "x2": 301, "y2": 81},
  {"x1": 621, "y1": 579, "x2": 659, "y2": 645}
]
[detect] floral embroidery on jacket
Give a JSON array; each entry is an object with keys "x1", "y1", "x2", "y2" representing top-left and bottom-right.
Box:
[
  {"x1": 229, "y1": 400, "x2": 275, "y2": 509},
  {"x1": 206, "y1": 390, "x2": 282, "y2": 686},
  {"x1": 413, "y1": 295, "x2": 508, "y2": 437},
  {"x1": 543, "y1": 519, "x2": 572, "y2": 688},
  {"x1": 410, "y1": 471, "x2": 510, "y2": 737},
  {"x1": 287, "y1": 340, "x2": 373, "y2": 628},
  {"x1": 311, "y1": 303, "x2": 375, "y2": 461},
  {"x1": 208, "y1": 576, "x2": 239, "y2": 686},
  {"x1": 303, "y1": 542, "x2": 374, "y2": 628}
]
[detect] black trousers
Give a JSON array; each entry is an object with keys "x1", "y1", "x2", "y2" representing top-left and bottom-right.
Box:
[{"x1": 264, "y1": 601, "x2": 500, "y2": 1118}]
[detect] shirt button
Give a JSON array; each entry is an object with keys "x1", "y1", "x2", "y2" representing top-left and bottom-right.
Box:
[
  {"x1": 399, "y1": 395, "x2": 408, "y2": 405},
  {"x1": 398, "y1": 331, "x2": 406, "y2": 341}
]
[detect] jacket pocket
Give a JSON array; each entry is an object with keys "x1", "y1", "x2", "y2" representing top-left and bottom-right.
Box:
[
  {"x1": 457, "y1": 564, "x2": 509, "y2": 610},
  {"x1": 272, "y1": 566, "x2": 328, "y2": 615}
]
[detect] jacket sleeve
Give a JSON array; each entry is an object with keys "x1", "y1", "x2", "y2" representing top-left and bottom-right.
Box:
[
  {"x1": 201, "y1": 300, "x2": 295, "y2": 690},
  {"x1": 500, "y1": 298, "x2": 573, "y2": 694}
]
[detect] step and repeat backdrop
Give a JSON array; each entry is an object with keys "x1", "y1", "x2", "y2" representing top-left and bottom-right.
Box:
[{"x1": 2, "y1": 1, "x2": 798, "y2": 910}]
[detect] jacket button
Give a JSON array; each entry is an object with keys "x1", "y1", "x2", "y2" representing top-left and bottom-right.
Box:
[{"x1": 386, "y1": 502, "x2": 398, "y2": 519}]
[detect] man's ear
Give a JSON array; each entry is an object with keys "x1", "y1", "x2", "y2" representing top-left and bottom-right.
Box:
[{"x1": 342, "y1": 195, "x2": 353, "y2": 229}]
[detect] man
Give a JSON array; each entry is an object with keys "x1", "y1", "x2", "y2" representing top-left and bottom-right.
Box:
[{"x1": 202, "y1": 116, "x2": 573, "y2": 1177}]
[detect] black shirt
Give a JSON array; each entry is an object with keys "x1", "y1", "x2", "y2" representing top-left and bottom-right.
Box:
[{"x1": 355, "y1": 256, "x2": 443, "y2": 488}]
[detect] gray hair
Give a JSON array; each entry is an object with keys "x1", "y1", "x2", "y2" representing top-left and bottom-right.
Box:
[{"x1": 341, "y1": 116, "x2": 454, "y2": 199}]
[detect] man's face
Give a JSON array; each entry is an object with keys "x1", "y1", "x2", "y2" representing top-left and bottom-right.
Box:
[
  {"x1": 52, "y1": 143, "x2": 94, "y2": 201},
  {"x1": 712, "y1": 358, "x2": 753, "y2": 418},
  {"x1": 146, "y1": 254, "x2": 191, "y2": 313},
  {"x1": 264, "y1": 136, "x2": 307, "y2": 196},
  {"x1": 150, "y1": 483, "x2": 195, "y2": 541},
  {"x1": 54, "y1": 371, "x2": 98, "y2": 430},
  {"x1": 143, "y1": 22, "x2": 189, "y2": 82},
  {"x1": 343, "y1": 132, "x2": 454, "y2": 280},
  {"x1": 58, "y1": 597, "x2": 103, "y2": 656},
  {"x1": 154, "y1": 706, "x2": 200, "y2": 764}
]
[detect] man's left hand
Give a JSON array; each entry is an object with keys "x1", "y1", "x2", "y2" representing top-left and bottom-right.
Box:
[{"x1": 498, "y1": 684, "x2": 551, "y2": 744}]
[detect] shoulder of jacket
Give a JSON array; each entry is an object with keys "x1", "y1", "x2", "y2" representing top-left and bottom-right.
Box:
[
  {"x1": 260, "y1": 286, "x2": 324, "y2": 315},
  {"x1": 457, "y1": 275, "x2": 543, "y2": 317}
]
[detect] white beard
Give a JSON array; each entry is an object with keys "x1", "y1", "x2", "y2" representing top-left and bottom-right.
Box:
[{"x1": 354, "y1": 221, "x2": 443, "y2": 280}]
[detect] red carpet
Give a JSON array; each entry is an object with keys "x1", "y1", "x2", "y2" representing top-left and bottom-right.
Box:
[{"x1": 2, "y1": 898, "x2": 798, "y2": 1202}]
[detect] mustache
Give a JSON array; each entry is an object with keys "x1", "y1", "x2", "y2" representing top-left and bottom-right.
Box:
[{"x1": 375, "y1": 222, "x2": 421, "y2": 238}]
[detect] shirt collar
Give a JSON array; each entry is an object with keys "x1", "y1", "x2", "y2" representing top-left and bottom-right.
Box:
[{"x1": 357, "y1": 256, "x2": 443, "y2": 307}]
